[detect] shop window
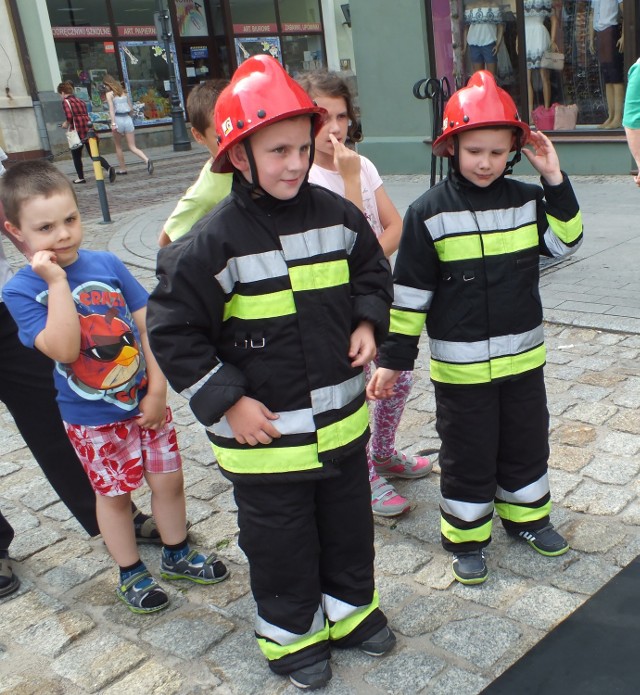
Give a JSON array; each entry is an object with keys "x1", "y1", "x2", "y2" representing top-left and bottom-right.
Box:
[
  {"x1": 278, "y1": 0, "x2": 321, "y2": 26},
  {"x1": 174, "y1": 1, "x2": 209, "y2": 37},
  {"x1": 432, "y1": 1, "x2": 627, "y2": 133},
  {"x1": 110, "y1": 0, "x2": 156, "y2": 26},
  {"x1": 182, "y1": 43, "x2": 211, "y2": 87},
  {"x1": 281, "y1": 34, "x2": 325, "y2": 76},
  {"x1": 55, "y1": 41, "x2": 119, "y2": 131},
  {"x1": 229, "y1": 0, "x2": 277, "y2": 26},
  {"x1": 46, "y1": 0, "x2": 109, "y2": 26}
]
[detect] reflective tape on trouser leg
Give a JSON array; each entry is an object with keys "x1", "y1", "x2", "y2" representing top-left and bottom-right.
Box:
[
  {"x1": 325, "y1": 589, "x2": 380, "y2": 642},
  {"x1": 256, "y1": 605, "x2": 329, "y2": 662},
  {"x1": 495, "y1": 472, "x2": 551, "y2": 524}
]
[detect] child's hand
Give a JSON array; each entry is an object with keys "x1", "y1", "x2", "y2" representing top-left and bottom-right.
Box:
[
  {"x1": 522, "y1": 131, "x2": 563, "y2": 185},
  {"x1": 330, "y1": 134, "x2": 361, "y2": 181},
  {"x1": 225, "y1": 396, "x2": 281, "y2": 446},
  {"x1": 366, "y1": 367, "x2": 401, "y2": 400},
  {"x1": 137, "y1": 392, "x2": 167, "y2": 430},
  {"x1": 349, "y1": 321, "x2": 376, "y2": 367},
  {"x1": 31, "y1": 250, "x2": 67, "y2": 284}
]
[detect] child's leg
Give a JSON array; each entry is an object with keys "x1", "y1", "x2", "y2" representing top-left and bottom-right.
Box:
[
  {"x1": 495, "y1": 368, "x2": 568, "y2": 556},
  {"x1": 95, "y1": 491, "x2": 138, "y2": 566},
  {"x1": 140, "y1": 410, "x2": 228, "y2": 585}
]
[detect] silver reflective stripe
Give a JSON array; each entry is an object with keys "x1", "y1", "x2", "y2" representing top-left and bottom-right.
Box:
[
  {"x1": 323, "y1": 593, "x2": 365, "y2": 622},
  {"x1": 208, "y1": 407, "x2": 316, "y2": 438},
  {"x1": 429, "y1": 325, "x2": 544, "y2": 363},
  {"x1": 544, "y1": 227, "x2": 583, "y2": 258},
  {"x1": 256, "y1": 605, "x2": 325, "y2": 645},
  {"x1": 427, "y1": 201, "x2": 537, "y2": 240},
  {"x1": 310, "y1": 373, "x2": 364, "y2": 415},
  {"x1": 280, "y1": 225, "x2": 357, "y2": 260},
  {"x1": 180, "y1": 363, "x2": 223, "y2": 400},
  {"x1": 496, "y1": 473, "x2": 550, "y2": 504},
  {"x1": 393, "y1": 283, "x2": 433, "y2": 311},
  {"x1": 441, "y1": 497, "x2": 494, "y2": 522},
  {"x1": 216, "y1": 250, "x2": 288, "y2": 294}
]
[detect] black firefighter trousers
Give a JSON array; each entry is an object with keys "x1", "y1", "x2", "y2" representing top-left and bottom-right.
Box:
[{"x1": 232, "y1": 447, "x2": 387, "y2": 675}]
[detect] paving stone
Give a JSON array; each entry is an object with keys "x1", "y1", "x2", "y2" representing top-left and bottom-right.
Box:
[
  {"x1": 497, "y1": 542, "x2": 574, "y2": 580},
  {"x1": 189, "y1": 510, "x2": 239, "y2": 546},
  {"x1": 14, "y1": 611, "x2": 96, "y2": 657},
  {"x1": 2, "y1": 508, "x2": 39, "y2": 535},
  {"x1": 428, "y1": 667, "x2": 491, "y2": 695},
  {"x1": 0, "y1": 461, "x2": 20, "y2": 477},
  {"x1": 18, "y1": 478, "x2": 61, "y2": 511},
  {"x1": 1, "y1": 589, "x2": 66, "y2": 635},
  {"x1": 142, "y1": 611, "x2": 235, "y2": 658},
  {"x1": 101, "y1": 660, "x2": 188, "y2": 694},
  {"x1": 0, "y1": 676, "x2": 69, "y2": 695},
  {"x1": 546, "y1": 394, "x2": 579, "y2": 416},
  {"x1": 42, "y1": 554, "x2": 112, "y2": 589},
  {"x1": 506, "y1": 586, "x2": 585, "y2": 631},
  {"x1": 583, "y1": 455, "x2": 640, "y2": 485},
  {"x1": 374, "y1": 541, "x2": 432, "y2": 575},
  {"x1": 51, "y1": 632, "x2": 147, "y2": 693},
  {"x1": 41, "y1": 501, "x2": 74, "y2": 523},
  {"x1": 432, "y1": 615, "x2": 521, "y2": 668},
  {"x1": 550, "y1": 556, "x2": 620, "y2": 594},
  {"x1": 393, "y1": 594, "x2": 470, "y2": 636},
  {"x1": 565, "y1": 518, "x2": 626, "y2": 553},
  {"x1": 548, "y1": 469, "x2": 582, "y2": 501},
  {"x1": 578, "y1": 370, "x2": 627, "y2": 387},
  {"x1": 548, "y1": 444, "x2": 593, "y2": 472},
  {"x1": 376, "y1": 575, "x2": 419, "y2": 610},
  {"x1": 450, "y1": 571, "x2": 528, "y2": 610},
  {"x1": 551, "y1": 423, "x2": 598, "y2": 446},
  {"x1": 414, "y1": 553, "x2": 455, "y2": 590},
  {"x1": 563, "y1": 402, "x2": 618, "y2": 426},
  {"x1": 29, "y1": 538, "x2": 95, "y2": 576},
  {"x1": 363, "y1": 650, "x2": 446, "y2": 693},
  {"x1": 608, "y1": 408, "x2": 640, "y2": 435},
  {"x1": 565, "y1": 480, "x2": 635, "y2": 515},
  {"x1": 598, "y1": 430, "x2": 640, "y2": 456}
]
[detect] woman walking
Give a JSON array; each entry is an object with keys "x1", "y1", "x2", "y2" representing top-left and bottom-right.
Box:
[
  {"x1": 57, "y1": 81, "x2": 116, "y2": 185},
  {"x1": 103, "y1": 75, "x2": 153, "y2": 176}
]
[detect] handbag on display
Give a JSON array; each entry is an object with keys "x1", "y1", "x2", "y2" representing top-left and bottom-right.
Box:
[
  {"x1": 540, "y1": 51, "x2": 564, "y2": 71},
  {"x1": 66, "y1": 129, "x2": 82, "y2": 150},
  {"x1": 554, "y1": 103, "x2": 578, "y2": 130},
  {"x1": 531, "y1": 104, "x2": 556, "y2": 131}
]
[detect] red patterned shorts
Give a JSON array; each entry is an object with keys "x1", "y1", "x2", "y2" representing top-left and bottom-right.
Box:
[{"x1": 64, "y1": 407, "x2": 182, "y2": 497}]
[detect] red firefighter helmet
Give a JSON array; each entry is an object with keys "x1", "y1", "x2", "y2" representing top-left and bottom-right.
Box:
[
  {"x1": 432, "y1": 71, "x2": 530, "y2": 157},
  {"x1": 212, "y1": 55, "x2": 327, "y2": 173}
]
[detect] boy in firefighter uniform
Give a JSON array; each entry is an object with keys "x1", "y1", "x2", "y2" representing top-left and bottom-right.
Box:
[
  {"x1": 147, "y1": 55, "x2": 396, "y2": 690},
  {"x1": 368, "y1": 71, "x2": 583, "y2": 585}
]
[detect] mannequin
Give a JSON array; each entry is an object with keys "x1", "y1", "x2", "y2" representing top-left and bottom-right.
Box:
[
  {"x1": 524, "y1": 0, "x2": 558, "y2": 121},
  {"x1": 462, "y1": 0, "x2": 504, "y2": 76},
  {"x1": 589, "y1": 0, "x2": 625, "y2": 128}
]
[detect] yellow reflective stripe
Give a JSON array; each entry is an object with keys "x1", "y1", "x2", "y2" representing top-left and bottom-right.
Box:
[
  {"x1": 223, "y1": 289, "x2": 296, "y2": 321},
  {"x1": 547, "y1": 211, "x2": 583, "y2": 244},
  {"x1": 430, "y1": 344, "x2": 546, "y2": 384},
  {"x1": 212, "y1": 442, "x2": 322, "y2": 474},
  {"x1": 434, "y1": 225, "x2": 538, "y2": 262},
  {"x1": 289, "y1": 259, "x2": 349, "y2": 292},
  {"x1": 441, "y1": 517, "x2": 493, "y2": 544},
  {"x1": 390, "y1": 308, "x2": 425, "y2": 337},
  {"x1": 495, "y1": 499, "x2": 552, "y2": 524},
  {"x1": 328, "y1": 590, "x2": 380, "y2": 641},
  {"x1": 317, "y1": 402, "x2": 369, "y2": 453},
  {"x1": 257, "y1": 620, "x2": 330, "y2": 661}
]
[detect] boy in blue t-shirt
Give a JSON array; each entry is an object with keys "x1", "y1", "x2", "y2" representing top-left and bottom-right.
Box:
[{"x1": 1, "y1": 160, "x2": 229, "y2": 613}]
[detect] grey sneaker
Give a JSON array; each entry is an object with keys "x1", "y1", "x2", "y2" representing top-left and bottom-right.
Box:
[
  {"x1": 511, "y1": 524, "x2": 569, "y2": 556},
  {"x1": 360, "y1": 626, "x2": 397, "y2": 656},
  {"x1": 160, "y1": 549, "x2": 230, "y2": 585},
  {"x1": 452, "y1": 549, "x2": 488, "y2": 585},
  {"x1": 289, "y1": 659, "x2": 332, "y2": 690}
]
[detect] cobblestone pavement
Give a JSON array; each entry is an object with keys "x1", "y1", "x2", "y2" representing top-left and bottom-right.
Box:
[{"x1": 1, "y1": 151, "x2": 640, "y2": 694}]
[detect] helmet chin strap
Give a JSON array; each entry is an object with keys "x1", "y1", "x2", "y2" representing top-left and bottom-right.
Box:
[{"x1": 451, "y1": 136, "x2": 522, "y2": 178}]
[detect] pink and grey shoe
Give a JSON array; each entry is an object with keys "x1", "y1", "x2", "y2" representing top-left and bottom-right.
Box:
[
  {"x1": 370, "y1": 474, "x2": 411, "y2": 517},
  {"x1": 371, "y1": 449, "x2": 437, "y2": 479}
]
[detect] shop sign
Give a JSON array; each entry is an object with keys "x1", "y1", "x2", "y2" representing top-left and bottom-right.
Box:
[
  {"x1": 190, "y1": 46, "x2": 209, "y2": 59},
  {"x1": 117, "y1": 26, "x2": 157, "y2": 38},
  {"x1": 233, "y1": 23, "x2": 278, "y2": 35},
  {"x1": 52, "y1": 26, "x2": 111, "y2": 39},
  {"x1": 175, "y1": 0, "x2": 208, "y2": 37},
  {"x1": 281, "y1": 23, "x2": 322, "y2": 33},
  {"x1": 104, "y1": 42, "x2": 115, "y2": 54}
]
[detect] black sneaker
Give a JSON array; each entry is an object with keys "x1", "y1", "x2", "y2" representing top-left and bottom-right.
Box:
[
  {"x1": 108, "y1": 166, "x2": 116, "y2": 183},
  {"x1": 289, "y1": 659, "x2": 332, "y2": 690},
  {"x1": 360, "y1": 626, "x2": 397, "y2": 656},
  {"x1": 513, "y1": 524, "x2": 569, "y2": 556},
  {"x1": 452, "y1": 549, "x2": 488, "y2": 585}
]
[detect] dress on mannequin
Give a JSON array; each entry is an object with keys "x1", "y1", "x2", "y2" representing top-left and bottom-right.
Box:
[
  {"x1": 524, "y1": 0, "x2": 558, "y2": 119},
  {"x1": 463, "y1": 2, "x2": 504, "y2": 75}
]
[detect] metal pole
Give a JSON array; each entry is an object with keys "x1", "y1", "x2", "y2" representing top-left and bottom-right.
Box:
[
  {"x1": 87, "y1": 131, "x2": 112, "y2": 224},
  {"x1": 154, "y1": 0, "x2": 191, "y2": 152}
]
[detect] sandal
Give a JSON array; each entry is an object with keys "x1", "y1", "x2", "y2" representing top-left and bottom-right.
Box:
[
  {"x1": 116, "y1": 569, "x2": 168, "y2": 614},
  {"x1": 133, "y1": 510, "x2": 192, "y2": 545},
  {"x1": 73, "y1": 178, "x2": 86, "y2": 185},
  {"x1": 0, "y1": 555, "x2": 20, "y2": 598}
]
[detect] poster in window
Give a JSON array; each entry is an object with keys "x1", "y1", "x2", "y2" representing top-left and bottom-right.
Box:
[
  {"x1": 175, "y1": 0, "x2": 208, "y2": 37},
  {"x1": 235, "y1": 37, "x2": 282, "y2": 66}
]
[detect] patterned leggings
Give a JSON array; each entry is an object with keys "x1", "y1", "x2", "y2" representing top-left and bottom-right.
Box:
[{"x1": 364, "y1": 363, "x2": 413, "y2": 481}]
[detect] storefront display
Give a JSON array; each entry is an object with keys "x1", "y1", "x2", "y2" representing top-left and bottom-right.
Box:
[{"x1": 429, "y1": 0, "x2": 631, "y2": 132}]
